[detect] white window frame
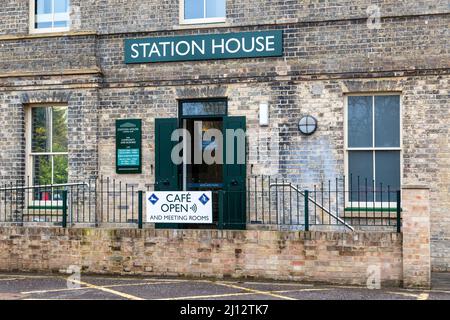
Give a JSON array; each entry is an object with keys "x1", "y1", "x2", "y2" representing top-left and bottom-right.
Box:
[
  {"x1": 29, "y1": 0, "x2": 71, "y2": 34},
  {"x1": 344, "y1": 93, "x2": 402, "y2": 208},
  {"x1": 179, "y1": 0, "x2": 226, "y2": 25},
  {"x1": 25, "y1": 104, "x2": 69, "y2": 207}
]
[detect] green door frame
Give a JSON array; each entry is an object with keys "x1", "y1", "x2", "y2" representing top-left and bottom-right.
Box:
[
  {"x1": 177, "y1": 98, "x2": 228, "y2": 188},
  {"x1": 154, "y1": 118, "x2": 180, "y2": 229},
  {"x1": 179, "y1": 99, "x2": 229, "y2": 230},
  {"x1": 155, "y1": 99, "x2": 246, "y2": 230},
  {"x1": 222, "y1": 116, "x2": 247, "y2": 230}
]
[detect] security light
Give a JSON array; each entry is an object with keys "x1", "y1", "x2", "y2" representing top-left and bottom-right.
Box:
[{"x1": 298, "y1": 115, "x2": 317, "y2": 135}]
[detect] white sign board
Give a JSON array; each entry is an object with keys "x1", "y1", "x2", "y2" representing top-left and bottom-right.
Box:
[{"x1": 146, "y1": 191, "x2": 213, "y2": 224}]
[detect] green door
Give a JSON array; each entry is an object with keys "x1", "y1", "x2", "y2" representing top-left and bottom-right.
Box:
[
  {"x1": 154, "y1": 118, "x2": 180, "y2": 229},
  {"x1": 221, "y1": 116, "x2": 247, "y2": 230}
]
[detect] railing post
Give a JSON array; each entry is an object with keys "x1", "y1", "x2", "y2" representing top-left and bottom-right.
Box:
[
  {"x1": 62, "y1": 190, "x2": 68, "y2": 228},
  {"x1": 138, "y1": 191, "x2": 143, "y2": 229},
  {"x1": 396, "y1": 190, "x2": 401, "y2": 233},
  {"x1": 304, "y1": 190, "x2": 309, "y2": 231}
]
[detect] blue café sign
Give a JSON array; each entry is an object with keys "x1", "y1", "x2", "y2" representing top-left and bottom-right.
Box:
[{"x1": 124, "y1": 30, "x2": 283, "y2": 64}]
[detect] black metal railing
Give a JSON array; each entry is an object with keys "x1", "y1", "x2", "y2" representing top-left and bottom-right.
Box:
[
  {"x1": 245, "y1": 175, "x2": 401, "y2": 232},
  {"x1": 0, "y1": 182, "x2": 86, "y2": 225},
  {"x1": 0, "y1": 177, "x2": 141, "y2": 227},
  {"x1": 0, "y1": 175, "x2": 401, "y2": 232},
  {"x1": 96, "y1": 177, "x2": 142, "y2": 225}
]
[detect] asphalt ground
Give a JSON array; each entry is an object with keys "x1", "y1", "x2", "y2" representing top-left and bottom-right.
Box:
[{"x1": 0, "y1": 273, "x2": 450, "y2": 300}]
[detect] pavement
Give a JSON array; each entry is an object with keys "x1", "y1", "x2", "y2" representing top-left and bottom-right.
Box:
[{"x1": 0, "y1": 272, "x2": 450, "y2": 300}]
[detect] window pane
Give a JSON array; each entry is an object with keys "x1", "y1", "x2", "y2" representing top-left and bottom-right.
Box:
[
  {"x1": 53, "y1": 155, "x2": 68, "y2": 185},
  {"x1": 181, "y1": 100, "x2": 227, "y2": 116},
  {"x1": 33, "y1": 155, "x2": 54, "y2": 202},
  {"x1": 33, "y1": 155, "x2": 52, "y2": 186},
  {"x1": 36, "y1": 22, "x2": 53, "y2": 29},
  {"x1": 54, "y1": 0, "x2": 69, "y2": 13},
  {"x1": 375, "y1": 151, "x2": 400, "y2": 201},
  {"x1": 348, "y1": 96, "x2": 373, "y2": 147},
  {"x1": 206, "y1": 0, "x2": 225, "y2": 18},
  {"x1": 185, "y1": 0, "x2": 204, "y2": 19},
  {"x1": 36, "y1": 0, "x2": 52, "y2": 14},
  {"x1": 54, "y1": 11, "x2": 70, "y2": 28},
  {"x1": 32, "y1": 107, "x2": 51, "y2": 152},
  {"x1": 53, "y1": 21, "x2": 68, "y2": 28},
  {"x1": 348, "y1": 151, "x2": 374, "y2": 202},
  {"x1": 52, "y1": 106, "x2": 68, "y2": 152},
  {"x1": 375, "y1": 95, "x2": 400, "y2": 147},
  {"x1": 35, "y1": 13, "x2": 53, "y2": 23}
]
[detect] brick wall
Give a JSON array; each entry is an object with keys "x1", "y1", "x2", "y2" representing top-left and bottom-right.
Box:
[
  {"x1": 0, "y1": 1, "x2": 447, "y2": 272},
  {"x1": 0, "y1": 87, "x2": 100, "y2": 184},
  {"x1": 0, "y1": 0, "x2": 29, "y2": 35},
  {"x1": 0, "y1": 77, "x2": 448, "y2": 269},
  {"x1": 0, "y1": 92, "x2": 25, "y2": 182},
  {"x1": 0, "y1": 35, "x2": 98, "y2": 75},
  {"x1": 402, "y1": 186, "x2": 431, "y2": 288},
  {"x1": 94, "y1": 15, "x2": 449, "y2": 83},
  {"x1": 0, "y1": 226, "x2": 403, "y2": 286},
  {"x1": 2, "y1": 0, "x2": 449, "y2": 35},
  {"x1": 0, "y1": 186, "x2": 433, "y2": 287}
]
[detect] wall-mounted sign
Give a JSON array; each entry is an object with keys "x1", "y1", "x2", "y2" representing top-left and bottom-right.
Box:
[
  {"x1": 124, "y1": 30, "x2": 283, "y2": 64},
  {"x1": 116, "y1": 119, "x2": 142, "y2": 174},
  {"x1": 146, "y1": 191, "x2": 213, "y2": 224}
]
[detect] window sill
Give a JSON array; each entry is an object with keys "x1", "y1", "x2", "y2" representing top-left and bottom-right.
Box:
[
  {"x1": 29, "y1": 27, "x2": 71, "y2": 34},
  {"x1": 180, "y1": 17, "x2": 226, "y2": 24},
  {"x1": 176, "y1": 18, "x2": 229, "y2": 29}
]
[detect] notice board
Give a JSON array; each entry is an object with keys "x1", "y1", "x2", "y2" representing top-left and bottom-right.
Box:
[{"x1": 116, "y1": 119, "x2": 142, "y2": 174}]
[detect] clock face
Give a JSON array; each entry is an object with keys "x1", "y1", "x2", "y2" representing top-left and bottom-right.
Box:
[{"x1": 298, "y1": 116, "x2": 317, "y2": 135}]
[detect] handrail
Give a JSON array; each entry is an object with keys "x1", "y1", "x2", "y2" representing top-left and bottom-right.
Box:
[
  {"x1": 0, "y1": 182, "x2": 90, "y2": 191},
  {"x1": 270, "y1": 183, "x2": 355, "y2": 231}
]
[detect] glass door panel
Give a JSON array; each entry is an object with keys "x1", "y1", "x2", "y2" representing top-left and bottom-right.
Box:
[{"x1": 183, "y1": 118, "x2": 223, "y2": 229}]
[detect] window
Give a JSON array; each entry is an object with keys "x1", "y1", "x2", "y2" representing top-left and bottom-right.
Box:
[
  {"x1": 30, "y1": 0, "x2": 70, "y2": 33},
  {"x1": 181, "y1": 100, "x2": 227, "y2": 117},
  {"x1": 346, "y1": 95, "x2": 401, "y2": 203},
  {"x1": 181, "y1": 0, "x2": 226, "y2": 24},
  {"x1": 27, "y1": 105, "x2": 68, "y2": 201}
]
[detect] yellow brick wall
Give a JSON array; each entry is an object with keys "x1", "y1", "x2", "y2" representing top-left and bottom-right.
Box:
[{"x1": 0, "y1": 227, "x2": 403, "y2": 286}]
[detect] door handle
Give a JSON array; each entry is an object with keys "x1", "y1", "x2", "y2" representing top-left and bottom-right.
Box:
[
  {"x1": 163, "y1": 179, "x2": 170, "y2": 186},
  {"x1": 231, "y1": 179, "x2": 239, "y2": 186}
]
